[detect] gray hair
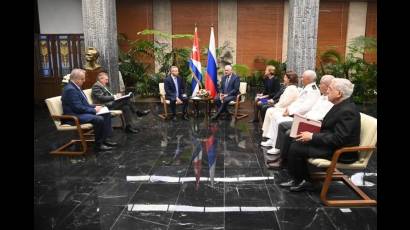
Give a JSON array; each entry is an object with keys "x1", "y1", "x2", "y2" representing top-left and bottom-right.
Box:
[
  {"x1": 224, "y1": 64, "x2": 232, "y2": 70},
  {"x1": 320, "y1": 75, "x2": 335, "y2": 86},
  {"x1": 303, "y1": 70, "x2": 317, "y2": 81},
  {"x1": 331, "y1": 78, "x2": 355, "y2": 100},
  {"x1": 70, "y1": 68, "x2": 85, "y2": 80}
]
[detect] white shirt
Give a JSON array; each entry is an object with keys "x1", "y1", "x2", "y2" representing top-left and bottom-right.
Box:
[
  {"x1": 172, "y1": 76, "x2": 179, "y2": 96},
  {"x1": 274, "y1": 85, "x2": 299, "y2": 108},
  {"x1": 287, "y1": 82, "x2": 321, "y2": 116},
  {"x1": 304, "y1": 95, "x2": 333, "y2": 121}
]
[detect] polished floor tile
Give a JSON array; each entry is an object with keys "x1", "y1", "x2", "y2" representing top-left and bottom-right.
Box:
[{"x1": 34, "y1": 101, "x2": 377, "y2": 229}]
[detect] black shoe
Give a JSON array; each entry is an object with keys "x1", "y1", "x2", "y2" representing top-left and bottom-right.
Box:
[
  {"x1": 171, "y1": 116, "x2": 177, "y2": 121},
  {"x1": 279, "y1": 179, "x2": 297, "y2": 187},
  {"x1": 211, "y1": 114, "x2": 219, "y2": 120},
  {"x1": 290, "y1": 180, "x2": 314, "y2": 192},
  {"x1": 103, "y1": 140, "x2": 118, "y2": 147},
  {"x1": 125, "y1": 126, "x2": 139, "y2": 134},
  {"x1": 248, "y1": 119, "x2": 259, "y2": 123},
  {"x1": 94, "y1": 144, "x2": 113, "y2": 152},
  {"x1": 136, "y1": 110, "x2": 151, "y2": 117},
  {"x1": 182, "y1": 114, "x2": 189, "y2": 120}
]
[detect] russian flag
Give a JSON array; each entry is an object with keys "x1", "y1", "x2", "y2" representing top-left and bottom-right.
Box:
[
  {"x1": 190, "y1": 130, "x2": 203, "y2": 190},
  {"x1": 205, "y1": 26, "x2": 218, "y2": 98},
  {"x1": 189, "y1": 26, "x2": 202, "y2": 97}
]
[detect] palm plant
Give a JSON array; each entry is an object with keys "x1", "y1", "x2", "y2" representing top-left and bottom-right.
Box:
[
  {"x1": 118, "y1": 30, "x2": 193, "y2": 97},
  {"x1": 318, "y1": 36, "x2": 377, "y2": 105}
]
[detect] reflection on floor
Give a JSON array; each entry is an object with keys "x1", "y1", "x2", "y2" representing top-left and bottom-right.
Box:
[{"x1": 34, "y1": 100, "x2": 377, "y2": 230}]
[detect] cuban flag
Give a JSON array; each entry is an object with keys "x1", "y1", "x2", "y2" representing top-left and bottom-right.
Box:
[
  {"x1": 205, "y1": 26, "x2": 218, "y2": 98},
  {"x1": 205, "y1": 124, "x2": 218, "y2": 186},
  {"x1": 189, "y1": 26, "x2": 202, "y2": 97},
  {"x1": 191, "y1": 135, "x2": 203, "y2": 191}
]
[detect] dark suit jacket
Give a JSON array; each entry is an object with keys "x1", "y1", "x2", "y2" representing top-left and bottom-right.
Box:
[
  {"x1": 164, "y1": 75, "x2": 186, "y2": 100},
  {"x1": 220, "y1": 74, "x2": 240, "y2": 96},
  {"x1": 61, "y1": 81, "x2": 97, "y2": 123},
  {"x1": 262, "y1": 76, "x2": 281, "y2": 98},
  {"x1": 91, "y1": 82, "x2": 115, "y2": 106},
  {"x1": 309, "y1": 99, "x2": 361, "y2": 163}
]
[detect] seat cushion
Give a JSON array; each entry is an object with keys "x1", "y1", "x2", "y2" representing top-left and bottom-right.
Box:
[
  {"x1": 110, "y1": 110, "x2": 123, "y2": 116},
  {"x1": 57, "y1": 123, "x2": 93, "y2": 131},
  {"x1": 308, "y1": 158, "x2": 366, "y2": 170}
]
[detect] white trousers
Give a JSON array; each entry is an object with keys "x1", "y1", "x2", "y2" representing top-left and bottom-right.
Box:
[{"x1": 262, "y1": 107, "x2": 293, "y2": 147}]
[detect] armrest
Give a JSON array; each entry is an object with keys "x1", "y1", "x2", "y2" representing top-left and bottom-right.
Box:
[
  {"x1": 236, "y1": 93, "x2": 246, "y2": 102},
  {"x1": 327, "y1": 146, "x2": 376, "y2": 169},
  {"x1": 160, "y1": 94, "x2": 167, "y2": 102},
  {"x1": 51, "y1": 115, "x2": 81, "y2": 129}
]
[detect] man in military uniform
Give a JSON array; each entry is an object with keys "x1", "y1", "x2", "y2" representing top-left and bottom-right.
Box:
[
  {"x1": 261, "y1": 70, "x2": 321, "y2": 155},
  {"x1": 266, "y1": 75, "x2": 335, "y2": 168}
]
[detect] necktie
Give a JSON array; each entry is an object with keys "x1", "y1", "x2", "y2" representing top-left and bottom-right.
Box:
[
  {"x1": 173, "y1": 77, "x2": 179, "y2": 96},
  {"x1": 224, "y1": 77, "x2": 230, "y2": 93},
  {"x1": 104, "y1": 86, "x2": 113, "y2": 96}
]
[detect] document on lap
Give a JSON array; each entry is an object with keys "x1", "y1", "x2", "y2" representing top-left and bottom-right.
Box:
[
  {"x1": 290, "y1": 113, "x2": 321, "y2": 138},
  {"x1": 115, "y1": 92, "x2": 132, "y2": 101},
  {"x1": 96, "y1": 106, "x2": 110, "y2": 115}
]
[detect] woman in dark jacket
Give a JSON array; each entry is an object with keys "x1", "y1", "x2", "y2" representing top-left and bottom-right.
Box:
[{"x1": 249, "y1": 65, "x2": 281, "y2": 123}]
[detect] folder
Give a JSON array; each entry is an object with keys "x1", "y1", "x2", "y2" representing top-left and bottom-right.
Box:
[{"x1": 289, "y1": 113, "x2": 321, "y2": 138}]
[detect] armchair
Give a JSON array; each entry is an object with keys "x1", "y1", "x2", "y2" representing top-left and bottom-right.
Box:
[
  {"x1": 228, "y1": 82, "x2": 249, "y2": 121},
  {"x1": 44, "y1": 96, "x2": 94, "y2": 156},
  {"x1": 82, "y1": 89, "x2": 125, "y2": 129},
  {"x1": 308, "y1": 113, "x2": 377, "y2": 206}
]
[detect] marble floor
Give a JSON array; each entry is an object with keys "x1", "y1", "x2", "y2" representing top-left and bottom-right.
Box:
[{"x1": 34, "y1": 100, "x2": 377, "y2": 230}]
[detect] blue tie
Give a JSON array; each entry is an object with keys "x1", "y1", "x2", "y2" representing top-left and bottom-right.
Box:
[
  {"x1": 224, "y1": 77, "x2": 230, "y2": 93},
  {"x1": 173, "y1": 77, "x2": 179, "y2": 97}
]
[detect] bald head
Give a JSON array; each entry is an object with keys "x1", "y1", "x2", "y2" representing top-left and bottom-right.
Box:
[
  {"x1": 69, "y1": 68, "x2": 86, "y2": 87},
  {"x1": 224, "y1": 64, "x2": 233, "y2": 76},
  {"x1": 301, "y1": 70, "x2": 317, "y2": 86}
]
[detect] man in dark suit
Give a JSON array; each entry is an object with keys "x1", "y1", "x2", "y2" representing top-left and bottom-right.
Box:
[
  {"x1": 91, "y1": 72, "x2": 150, "y2": 133},
  {"x1": 61, "y1": 69, "x2": 117, "y2": 152},
  {"x1": 279, "y1": 78, "x2": 360, "y2": 192},
  {"x1": 211, "y1": 64, "x2": 240, "y2": 120},
  {"x1": 164, "y1": 66, "x2": 189, "y2": 121}
]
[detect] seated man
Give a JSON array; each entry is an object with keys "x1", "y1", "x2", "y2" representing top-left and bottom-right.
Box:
[
  {"x1": 164, "y1": 66, "x2": 189, "y2": 121},
  {"x1": 61, "y1": 69, "x2": 117, "y2": 152},
  {"x1": 91, "y1": 72, "x2": 150, "y2": 133},
  {"x1": 279, "y1": 78, "x2": 360, "y2": 192},
  {"x1": 211, "y1": 64, "x2": 240, "y2": 120}
]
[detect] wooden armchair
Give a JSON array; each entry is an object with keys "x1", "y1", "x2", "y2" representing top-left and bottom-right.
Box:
[
  {"x1": 308, "y1": 113, "x2": 377, "y2": 206},
  {"x1": 228, "y1": 82, "x2": 248, "y2": 121},
  {"x1": 82, "y1": 89, "x2": 125, "y2": 129},
  {"x1": 44, "y1": 96, "x2": 94, "y2": 156},
  {"x1": 158, "y1": 83, "x2": 184, "y2": 119}
]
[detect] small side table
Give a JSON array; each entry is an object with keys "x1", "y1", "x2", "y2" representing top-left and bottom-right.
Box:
[{"x1": 190, "y1": 96, "x2": 213, "y2": 118}]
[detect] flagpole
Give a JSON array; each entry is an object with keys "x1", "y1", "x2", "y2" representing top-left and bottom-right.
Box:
[{"x1": 191, "y1": 24, "x2": 203, "y2": 91}]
